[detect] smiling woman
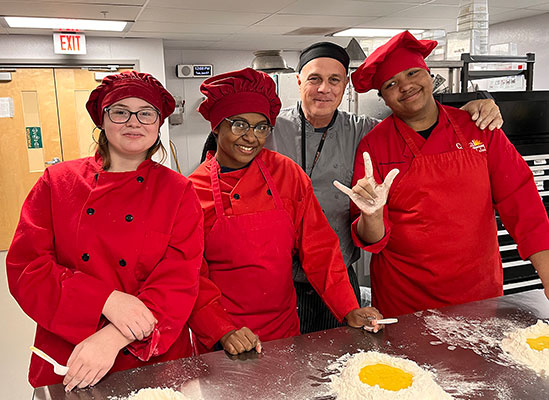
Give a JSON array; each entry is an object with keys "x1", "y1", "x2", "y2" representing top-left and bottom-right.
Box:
[
  {"x1": 214, "y1": 113, "x2": 272, "y2": 169},
  {"x1": 101, "y1": 97, "x2": 161, "y2": 169},
  {"x1": 6, "y1": 71, "x2": 204, "y2": 391},
  {"x1": 187, "y1": 67, "x2": 384, "y2": 358}
]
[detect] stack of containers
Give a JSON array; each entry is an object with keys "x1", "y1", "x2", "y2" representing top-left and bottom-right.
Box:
[
  {"x1": 446, "y1": 0, "x2": 489, "y2": 60},
  {"x1": 457, "y1": 0, "x2": 489, "y2": 54}
]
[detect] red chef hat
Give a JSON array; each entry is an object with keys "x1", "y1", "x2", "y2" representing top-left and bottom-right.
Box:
[
  {"x1": 86, "y1": 70, "x2": 175, "y2": 127},
  {"x1": 351, "y1": 31, "x2": 437, "y2": 93},
  {"x1": 198, "y1": 67, "x2": 281, "y2": 130}
]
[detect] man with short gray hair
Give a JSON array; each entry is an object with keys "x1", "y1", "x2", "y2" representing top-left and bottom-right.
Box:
[{"x1": 267, "y1": 41, "x2": 502, "y2": 334}]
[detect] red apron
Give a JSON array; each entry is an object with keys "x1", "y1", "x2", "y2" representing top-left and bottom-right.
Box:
[
  {"x1": 372, "y1": 107, "x2": 503, "y2": 317},
  {"x1": 204, "y1": 156, "x2": 300, "y2": 341}
]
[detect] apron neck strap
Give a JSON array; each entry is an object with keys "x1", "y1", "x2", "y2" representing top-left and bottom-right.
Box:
[
  {"x1": 209, "y1": 155, "x2": 285, "y2": 218},
  {"x1": 209, "y1": 157, "x2": 226, "y2": 218},
  {"x1": 254, "y1": 156, "x2": 285, "y2": 210},
  {"x1": 394, "y1": 102, "x2": 468, "y2": 156}
]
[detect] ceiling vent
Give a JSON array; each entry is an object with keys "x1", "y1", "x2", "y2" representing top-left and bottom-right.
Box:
[{"x1": 251, "y1": 50, "x2": 294, "y2": 73}]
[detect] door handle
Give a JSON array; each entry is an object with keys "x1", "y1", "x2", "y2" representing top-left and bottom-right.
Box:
[{"x1": 45, "y1": 157, "x2": 61, "y2": 165}]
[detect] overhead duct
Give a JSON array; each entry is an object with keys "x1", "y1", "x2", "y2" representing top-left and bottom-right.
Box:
[
  {"x1": 346, "y1": 38, "x2": 367, "y2": 68},
  {"x1": 251, "y1": 50, "x2": 294, "y2": 73}
]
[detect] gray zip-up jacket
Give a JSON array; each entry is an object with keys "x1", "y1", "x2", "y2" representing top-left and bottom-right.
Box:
[{"x1": 266, "y1": 103, "x2": 379, "y2": 267}]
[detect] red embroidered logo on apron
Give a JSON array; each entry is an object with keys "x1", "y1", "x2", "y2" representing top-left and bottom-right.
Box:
[{"x1": 469, "y1": 139, "x2": 486, "y2": 152}]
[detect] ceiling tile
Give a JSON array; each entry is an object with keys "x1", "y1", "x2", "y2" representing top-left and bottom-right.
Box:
[
  {"x1": 526, "y1": 3, "x2": 549, "y2": 10},
  {"x1": 393, "y1": 3, "x2": 459, "y2": 19},
  {"x1": 0, "y1": 0, "x2": 546, "y2": 51},
  {"x1": 356, "y1": 16, "x2": 456, "y2": 31},
  {"x1": 490, "y1": 8, "x2": 543, "y2": 23},
  {"x1": 487, "y1": 0, "x2": 549, "y2": 7},
  {"x1": 131, "y1": 21, "x2": 246, "y2": 34},
  {"x1": 256, "y1": 14, "x2": 372, "y2": 27},
  {"x1": 147, "y1": 0, "x2": 295, "y2": 13},
  {"x1": 139, "y1": 7, "x2": 269, "y2": 25},
  {"x1": 277, "y1": 0, "x2": 414, "y2": 17}
]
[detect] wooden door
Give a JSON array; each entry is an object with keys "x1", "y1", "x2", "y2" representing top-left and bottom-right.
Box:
[
  {"x1": 55, "y1": 68, "x2": 120, "y2": 160},
  {"x1": 0, "y1": 69, "x2": 63, "y2": 249},
  {"x1": 0, "y1": 67, "x2": 129, "y2": 250}
]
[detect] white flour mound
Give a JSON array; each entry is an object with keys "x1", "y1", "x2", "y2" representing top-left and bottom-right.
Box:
[
  {"x1": 500, "y1": 320, "x2": 549, "y2": 376},
  {"x1": 330, "y1": 351, "x2": 453, "y2": 400},
  {"x1": 126, "y1": 387, "x2": 188, "y2": 400}
]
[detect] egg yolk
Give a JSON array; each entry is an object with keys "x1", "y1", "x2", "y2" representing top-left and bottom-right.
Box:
[
  {"x1": 526, "y1": 336, "x2": 549, "y2": 351},
  {"x1": 358, "y1": 363, "x2": 413, "y2": 391}
]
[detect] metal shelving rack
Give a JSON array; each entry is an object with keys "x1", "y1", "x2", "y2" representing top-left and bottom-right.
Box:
[{"x1": 460, "y1": 52, "x2": 535, "y2": 92}]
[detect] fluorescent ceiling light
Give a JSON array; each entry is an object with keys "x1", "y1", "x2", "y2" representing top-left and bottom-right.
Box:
[
  {"x1": 333, "y1": 28, "x2": 424, "y2": 37},
  {"x1": 4, "y1": 17, "x2": 127, "y2": 31}
]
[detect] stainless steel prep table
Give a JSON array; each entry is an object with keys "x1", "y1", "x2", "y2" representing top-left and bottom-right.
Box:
[{"x1": 34, "y1": 290, "x2": 549, "y2": 400}]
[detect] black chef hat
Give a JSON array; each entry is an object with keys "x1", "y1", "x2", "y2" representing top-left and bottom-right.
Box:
[{"x1": 297, "y1": 42, "x2": 350, "y2": 73}]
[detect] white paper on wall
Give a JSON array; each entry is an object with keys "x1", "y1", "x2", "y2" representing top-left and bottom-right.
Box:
[{"x1": 0, "y1": 97, "x2": 14, "y2": 118}]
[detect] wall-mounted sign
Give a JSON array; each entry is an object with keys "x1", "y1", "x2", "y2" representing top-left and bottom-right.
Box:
[
  {"x1": 53, "y1": 32, "x2": 86, "y2": 55},
  {"x1": 176, "y1": 64, "x2": 213, "y2": 78},
  {"x1": 0, "y1": 97, "x2": 14, "y2": 118},
  {"x1": 26, "y1": 127, "x2": 43, "y2": 149}
]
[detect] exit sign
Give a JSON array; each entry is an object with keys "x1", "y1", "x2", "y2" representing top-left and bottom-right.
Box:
[{"x1": 53, "y1": 32, "x2": 86, "y2": 55}]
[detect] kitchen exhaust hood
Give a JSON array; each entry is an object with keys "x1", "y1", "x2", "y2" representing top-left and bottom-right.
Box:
[{"x1": 251, "y1": 50, "x2": 294, "y2": 73}]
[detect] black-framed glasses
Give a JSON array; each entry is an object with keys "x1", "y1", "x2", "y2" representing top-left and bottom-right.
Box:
[
  {"x1": 105, "y1": 107, "x2": 160, "y2": 125},
  {"x1": 224, "y1": 118, "x2": 272, "y2": 138}
]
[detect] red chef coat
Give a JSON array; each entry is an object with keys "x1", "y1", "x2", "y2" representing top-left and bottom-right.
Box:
[
  {"x1": 188, "y1": 149, "x2": 359, "y2": 349},
  {"x1": 6, "y1": 153, "x2": 203, "y2": 387},
  {"x1": 351, "y1": 103, "x2": 549, "y2": 316}
]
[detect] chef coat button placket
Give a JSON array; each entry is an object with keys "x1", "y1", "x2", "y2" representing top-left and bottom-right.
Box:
[
  {"x1": 82, "y1": 253, "x2": 90, "y2": 262},
  {"x1": 266, "y1": 189, "x2": 272, "y2": 196},
  {"x1": 122, "y1": 348, "x2": 130, "y2": 355},
  {"x1": 119, "y1": 259, "x2": 127, "y2": 267},
  {"x1": 86, "y1": 208, "x2": 95, "y2": 215},
  {"x1": 137, "y1": 176, "x2": 144, "y2": 183},
  {"x1": 125, "y1": 214, "x2": 134, "y2": 222},
  {"x1": 233, "y1": 193, "x2": 240, "y2": 200}
]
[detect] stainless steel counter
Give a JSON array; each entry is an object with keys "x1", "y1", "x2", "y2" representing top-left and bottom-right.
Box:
[{"x1": 34, "y1": 290, "x2": 549, "y2": 400}]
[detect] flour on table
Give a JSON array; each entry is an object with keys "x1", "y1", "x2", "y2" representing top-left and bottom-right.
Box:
[
  {"x1": 125, "y1": 387, "x2": 188, "y2": 400},
  {"x1": 330, "y1": 351, "x2": 453, "y2": 399},
  {"x1": 501, "y1": 320, "x2": 549, "y2": 376},
  {"x1": 423, "y1": 310, "x2": 523, "y2": 367}
]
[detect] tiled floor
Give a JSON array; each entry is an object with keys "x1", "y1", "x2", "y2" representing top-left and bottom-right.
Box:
[{"x1": 1, "y1": 251, "x2": 35, "y2": 399}]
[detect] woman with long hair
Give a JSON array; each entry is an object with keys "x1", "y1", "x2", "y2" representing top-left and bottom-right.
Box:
[{"x1": 7, "y1": 71, "x2": 203, "y2": 391}]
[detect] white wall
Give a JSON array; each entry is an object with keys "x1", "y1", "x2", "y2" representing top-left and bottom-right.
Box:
[
  {"x1": 0, "y1": 34, "x2": 172, "y2": 165},
  {"x1": 164, "y1": 49, "x2": 299, "y2": 176},
  {"x1": 490, "y1": 13, "x2": 549, "y2": 90}
]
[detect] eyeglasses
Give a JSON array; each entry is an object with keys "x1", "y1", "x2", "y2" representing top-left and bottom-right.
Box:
[
  {"x1": 224, "y1": 118, "x2": 272, "y2": 138},
  {"x1": 105, "y1": 107, "x2": 160, "y2": 125}
]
